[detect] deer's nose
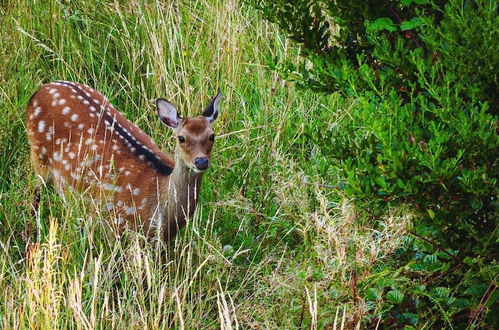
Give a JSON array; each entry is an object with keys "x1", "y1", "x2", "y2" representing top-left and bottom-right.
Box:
[{"x1": 195, "y1": 157, "x2": 209, "y2": 171}]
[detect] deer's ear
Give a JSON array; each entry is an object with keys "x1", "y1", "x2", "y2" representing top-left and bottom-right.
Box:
[
  {"x1": 157, "y1": 98, "x2": 181, "y2": 129},
  {"x1": 202, "y1": 91, "x2": 221, "y2": 123}
]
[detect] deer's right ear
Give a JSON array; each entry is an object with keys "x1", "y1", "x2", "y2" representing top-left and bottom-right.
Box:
[{"x1": 156, "y1": 98, "x2": 181, "y2": 129}]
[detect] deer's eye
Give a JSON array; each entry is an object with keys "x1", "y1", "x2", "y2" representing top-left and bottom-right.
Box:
[
  {"x1": 178, "y1": 135, "x2": 185, "y2": 143},
  {"x1": 209, "y1": 134, "x2": 215, "y2": 141}
]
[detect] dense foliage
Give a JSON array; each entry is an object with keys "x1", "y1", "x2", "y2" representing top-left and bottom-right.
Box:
[{"x1": 253, "y1": 0, "x2": 498, "y2": 327}]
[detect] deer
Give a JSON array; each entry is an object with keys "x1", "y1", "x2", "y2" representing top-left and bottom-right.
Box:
[{"x1": 26, "y1": 81, "x2": 221, "y2": 240}]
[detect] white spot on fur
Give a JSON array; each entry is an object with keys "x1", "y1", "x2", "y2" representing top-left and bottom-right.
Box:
[
  {"x1": 105, "y1": 173, "x2": 115, "y2": 180},
  {"x1": 114, "y1": 217, "x2": 125, "y2": 225},
  {"x1": 38, "y1": 120, "x2": 45, "y2": 133},
  {"x1": 139, "y1": 198, "x2": 148, "y2": 210},
  {"x1": 124, "y1": 206, "x2": 136, "y2": 215},
  {"x1": 101, "y1": 183, "x2": 123, "y2": 192},
  {"x1": 62, "y1": 106, "x2": 71, "y2": 115},
  {"x1": 71, "y1": 114, "x2": 78, "y2": 121},
  {"x1": 33, "y1": 107, "x2": 42, "y2": 117}
]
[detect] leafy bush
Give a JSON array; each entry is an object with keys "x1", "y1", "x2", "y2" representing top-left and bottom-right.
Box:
[{"x1": 252, "y1": 0, "x2": 498, "y2": 327}]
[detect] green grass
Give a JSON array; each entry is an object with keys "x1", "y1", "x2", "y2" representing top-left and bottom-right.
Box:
[{"x1": 0, "y1": 0, "x2": 411, "y2": 327}]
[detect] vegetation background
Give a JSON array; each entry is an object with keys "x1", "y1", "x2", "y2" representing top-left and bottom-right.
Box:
[{"x1": 0, "y1": 0, "x2": 496, "y2": 328}]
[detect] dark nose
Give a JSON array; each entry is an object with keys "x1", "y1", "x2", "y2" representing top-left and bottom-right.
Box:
[{"x1": 195, "y1": 157, "x2": 209, "y2": 171}]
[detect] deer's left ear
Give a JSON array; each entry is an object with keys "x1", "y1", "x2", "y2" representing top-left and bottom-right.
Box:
[{"x1": 202, "y1": 91, "x2": 221, "y2": 123}]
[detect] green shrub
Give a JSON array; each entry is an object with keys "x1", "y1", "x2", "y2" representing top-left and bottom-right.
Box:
[{"x1": 252, "y1": 0, "x2": 498, "y2": 326}]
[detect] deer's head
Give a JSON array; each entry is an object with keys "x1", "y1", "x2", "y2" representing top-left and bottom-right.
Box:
[{"x1": 157, "y1": 91, "x2": 221, "y2": 173}]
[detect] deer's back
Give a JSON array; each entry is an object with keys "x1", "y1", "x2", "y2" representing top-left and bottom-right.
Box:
[{"x1": 26, "y1": 81, "x2": 174, "y2": 233}]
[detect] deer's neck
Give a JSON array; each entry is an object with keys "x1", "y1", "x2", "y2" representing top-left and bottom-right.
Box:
[{"x1": 159, "y1": 153, "x2": 203, "y2": 240}]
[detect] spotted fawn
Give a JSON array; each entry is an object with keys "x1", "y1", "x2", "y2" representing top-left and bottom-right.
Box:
[{"x1": 26, "y1": 81, "x2": 221, "y2": 240}]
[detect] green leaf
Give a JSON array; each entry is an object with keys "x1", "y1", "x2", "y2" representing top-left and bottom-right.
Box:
[
  {"x1": 397, "y1": 313, "x2": 419, "y2": 325},
  {"x1": 366, "y1": 18, "x2": 397, "y2": 33},
  {"x1": 431, "y1": 287, "x2": 450, "y2": 299},
  {"x1": 463, "y1": 256, "x2": 475, "y2": 266},
  {"x1": 401, "y1": 17, "x2": 425, "y2": 31},
  {"x1": 387, "y1": 290, "x2": 404, "y2": 304},
  {"x1": 471, "y1": 197, "x2": 483, "y2": 210},
  {"x1": 427, "y1": 209, "x2": 435, "y2": 219},
  {"x1": 378, "y1": 278, "x2": 396, "y2": 287},
  {"x1": 486, "y1": 290, "x2": 499, "y2": 307},
  {"x1": 376, "y1": 153, "x2": 383, "y2": 163},
  {"x1": 463, "y1": 283, "x2": 487, "y2": 297},
  {"x1": 452, "y1": 298, "x2": 469, "y2": 309},
  {"x1": 366, "y1": 287, "x2": 382, "y2": 301}
]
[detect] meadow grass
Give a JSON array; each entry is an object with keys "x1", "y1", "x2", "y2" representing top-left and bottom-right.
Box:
[{"x1": 0, "y1": 0, "x2": 411, "y2": 328}]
